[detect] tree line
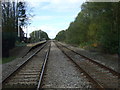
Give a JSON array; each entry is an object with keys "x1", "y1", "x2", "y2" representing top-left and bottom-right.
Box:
[
  {"x1": 55, "y1": 2, "x2": 119, "y2": 54},
  {"x1": 2, "y1": 1, "x2": 30, "y2": 57},
  {"x1": 29, "y1": 30, "x2": 49, "y2": 43}
]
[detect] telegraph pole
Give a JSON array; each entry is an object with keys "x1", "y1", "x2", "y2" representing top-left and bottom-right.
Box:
[{"x1": 17, "y1": 0, "x2": 20, "y2": 38}]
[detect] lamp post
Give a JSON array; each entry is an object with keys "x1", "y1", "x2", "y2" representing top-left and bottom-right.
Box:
[
  {"x1": 18, "y1": 18, "x2": 20, "y2": 37},
  {"x1": 34, "y1": 31, "x2": 35, "y2": 38},
  {"x1": 18, "y1": 17, "x2": 28, "y2": 37},
  {"x1": 39, "y1": 30, "x2": 41, "y2": 41}
]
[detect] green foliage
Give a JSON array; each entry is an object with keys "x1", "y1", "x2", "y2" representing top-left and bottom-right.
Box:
[
  {"x1": 55, "y1": 30, "x2": 66, "y2": 42},
  {"x1": 15, "y1": 41, "x2": 27, "y2": 46},
  {"x1": 2, "y1": 1, "x2": 31, "y2": 57},
  {"x1": 55, "y1": 2, "x2": 119, "y2": 54},
  {"x1": 30, "y1": 30, "x2": 49, "y2": 43},
  {"x1": 2, "y1": 56, "x2": 16, "y2": 64}
]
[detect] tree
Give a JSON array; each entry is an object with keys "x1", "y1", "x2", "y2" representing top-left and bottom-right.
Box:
[
  {"x1": 30, "y1": 30, "x2": 49, "y2": 43},
  {"x1": 55, "y1": 30, "x2": 66, "y2": 41},
  {"x1": 2, "y1": 1, "x2": 30, "y2": 57},
  {"x1": 55, "y1": 2, "x2": 119, "y2": 54}
]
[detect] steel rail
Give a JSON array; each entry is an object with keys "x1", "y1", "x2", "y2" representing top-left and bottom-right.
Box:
[
  {"x1": 55, "y1": 42, "x2": 105, "y2": 89},
  {"x1": 22, "y1": 41, "x2": 46, "y2": 58},
  {"x1": 37, "y1": 43, "x2": 51, "y2": 90},
  {"x1": 2, "y1": 41, "x2": 49, "y2": 85},
  {"x1": 57, "y1": 42, "x2": 119, "y2": 76}
]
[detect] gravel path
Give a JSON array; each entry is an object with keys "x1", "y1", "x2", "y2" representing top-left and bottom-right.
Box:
[
  {"x1": 58, "y1": 42, "x2": 119, "y2": 72},
  {"x1": 42, "y1": 42, "x2": 94, "y2": 88}
]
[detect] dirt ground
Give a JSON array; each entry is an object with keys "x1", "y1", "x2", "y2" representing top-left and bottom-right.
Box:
[{"x1": 9, "y1": 46, "x2": 31, "y2": 58}]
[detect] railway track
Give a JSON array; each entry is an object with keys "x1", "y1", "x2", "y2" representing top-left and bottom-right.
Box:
[
  {"x1": 55, "y1": 41, "x2": 119, "y2": 89},
  {"x1": 41, "y1": 42, "x2": 97, "y2": 88},
  {"x1": 2, "y1": 41, "x2": 51, "y2": 89}
]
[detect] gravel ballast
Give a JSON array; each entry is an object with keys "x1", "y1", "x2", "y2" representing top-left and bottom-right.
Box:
[
  {"x1": 2, "y1": 42, "x2": 48, "y2": 82},
  {"x1": 42, "y1": 42, "x2": 94, "y2": 88},
  {"x1": 56, "y1": 42, "x2": 118, "y2": 88},
  {"x1": 3, "y1": 43, "x2": 50, "y2": 88},
  {"x1": 58, "y1": 42, "x2": 118, "y2": 72}
]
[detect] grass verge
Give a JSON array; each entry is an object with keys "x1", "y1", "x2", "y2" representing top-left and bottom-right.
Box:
[{"x1": 2, "y1": 56, "x2": 16, "y2": 64}]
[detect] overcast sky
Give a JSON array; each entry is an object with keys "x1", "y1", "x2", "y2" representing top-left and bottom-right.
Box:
[{"x1": 23, "y1": 0, "x2": 86, "y2": 39}]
